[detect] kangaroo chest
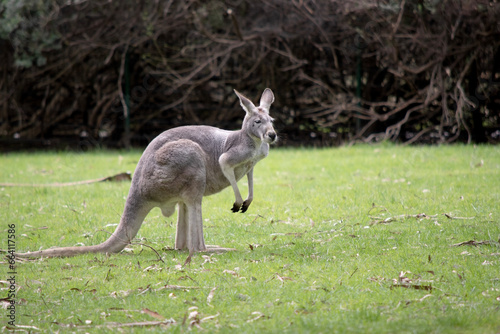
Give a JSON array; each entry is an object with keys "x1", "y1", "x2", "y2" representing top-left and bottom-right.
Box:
[
  {"x1": 233, "y1": 161, "x2": 255, "y2": 181},
  {"x1": 233, "y1": 144, "x2": 268, "y2": 181}
]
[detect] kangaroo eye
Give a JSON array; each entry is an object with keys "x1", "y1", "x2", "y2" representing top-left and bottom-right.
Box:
[{"x1": 255, "y1": 119, "x2": 262, "y2": 124}]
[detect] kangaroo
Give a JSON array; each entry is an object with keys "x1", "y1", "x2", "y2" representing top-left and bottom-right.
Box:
[{"x1": 16, "y1": 88, "x2": 277, "y2": 258}]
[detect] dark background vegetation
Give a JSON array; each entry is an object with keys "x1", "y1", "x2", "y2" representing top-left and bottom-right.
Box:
[{"x1": 1, "y1": 0, "x2": 499, "y2": 150}]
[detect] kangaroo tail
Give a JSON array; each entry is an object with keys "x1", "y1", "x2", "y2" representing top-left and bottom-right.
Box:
[{"x1": 15, "y1": 197, "x2": 153, "y2": 259}]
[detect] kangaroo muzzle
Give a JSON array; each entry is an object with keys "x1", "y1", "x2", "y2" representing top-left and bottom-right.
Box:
[{"x1": 265, "y1": 129, "x2": 277, "y2": 144}]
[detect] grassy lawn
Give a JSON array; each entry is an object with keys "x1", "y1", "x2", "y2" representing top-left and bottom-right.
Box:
[{"x1": 1, "y1": 145, "x2": 499, "y2": 333}]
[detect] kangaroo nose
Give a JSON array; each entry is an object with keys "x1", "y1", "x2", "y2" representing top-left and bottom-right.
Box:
[{"x1": 268, "y1": 132, "x2": 276, "y2": 141}]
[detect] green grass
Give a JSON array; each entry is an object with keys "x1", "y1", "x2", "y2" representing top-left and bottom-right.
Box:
[{"x1": 1, "y1": 145, "x2": 499, "y2": 333}]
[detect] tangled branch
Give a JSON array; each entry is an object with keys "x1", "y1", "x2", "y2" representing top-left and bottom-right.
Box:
[{"x1": 0, "y1": 0, "x2": 499, "y2": 148}]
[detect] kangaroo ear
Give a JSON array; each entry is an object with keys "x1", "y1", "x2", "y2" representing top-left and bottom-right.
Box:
[
  {"x1": 234, "y1": 89, "x2": 256, "y2": 114},
  {"x1": 259, "y1": 88, "x2": 275, "y2": 113}
]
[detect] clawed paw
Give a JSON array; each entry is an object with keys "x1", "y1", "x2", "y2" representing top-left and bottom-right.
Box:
[
  {"x1": 240, "y1": 200, "x2": 251, "y2": 213},
  {"x1": 231, "y1": 203, "x2": 241, "y2": 213},
  {"x1": 231, "y1": 200, "x2": 251, "y2": 213}
]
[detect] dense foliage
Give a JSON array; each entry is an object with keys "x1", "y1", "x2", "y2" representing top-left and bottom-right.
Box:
[{"x1": 1, "y1": 0, "x2": 499, "y2": 148}]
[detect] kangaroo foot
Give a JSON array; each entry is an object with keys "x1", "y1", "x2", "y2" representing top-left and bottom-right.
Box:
[{"x1": 205, "y1": 245, "x2": 237, "y2": 253}]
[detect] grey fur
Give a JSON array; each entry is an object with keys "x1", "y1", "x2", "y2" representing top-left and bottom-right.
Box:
[{"x1": 16, "y1": 89, "x2": 276, "y2": 258}]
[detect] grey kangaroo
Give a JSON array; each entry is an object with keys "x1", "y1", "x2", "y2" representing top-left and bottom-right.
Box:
[{"x1": 17, "y1": 88, "x2": 276, "y2": 258}]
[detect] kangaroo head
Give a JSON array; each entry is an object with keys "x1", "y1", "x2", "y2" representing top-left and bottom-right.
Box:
[{"x1": 235, "y1": 88, "x2": 277, "y2": 144}]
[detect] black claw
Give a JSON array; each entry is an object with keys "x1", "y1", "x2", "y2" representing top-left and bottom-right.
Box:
[
  {"x1": 240, "y1": 200, "x2": 250, "y2": 213},
  {"x1": 231, "y1": 203, "x2": 240, "y2": 213}
]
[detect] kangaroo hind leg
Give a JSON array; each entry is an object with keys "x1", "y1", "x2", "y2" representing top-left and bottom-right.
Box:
[
  {"x1": 175, "y1": 202, "x2": 190, "y2": 250},
  {"x1": 155, "y1": 139, "x2": 207, "y2": 252}
]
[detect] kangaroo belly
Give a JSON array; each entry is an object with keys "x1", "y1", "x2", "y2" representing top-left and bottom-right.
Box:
[{"x1": 203, "y1": 164, "x2": 232, "y2": 196}]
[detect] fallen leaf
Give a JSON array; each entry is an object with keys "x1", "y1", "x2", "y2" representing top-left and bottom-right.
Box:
[
  {"x1": 137, "y1": 285, "x2": 151, "y2": 295},
  {"x1": 183, "y1": 253, "x2": 193, "y2": 267},
  {"x1": 142, "y1": 308, "x2": 165, "y2": 320},
  {"x1": 201, "y1": 313, "x2": 219, "y2": 322},
  {"x1": 55, "y1": 320, "x2": 175, "y2": 329},
  {"x1": 143, "y1": 264, "x2": 162, "y2": 272},
  {"x1": 177, "y1": 275, "x2": 196, "y2": 282},
  {"x1": 418, "y1": 294, "x2": 433, "y2": 302},
  {"x1": 188, "y1": 309, "x2": 200, "y2": 328},
  {"x1": 398, "y1": 271, "x2": 412, "y2": 284},
  {"x1": 391, "y1": 284, "x2": 432, "y2": 291},
  {"x1": 452, "y1": 270, "x2": 463, "y2": 280},
  {"x1": 8, "y1": 325, "x2": 40, "y2": 330},
  {"x1": 451, "y1": 240, "x2": 492, "y2": 247},
  {"x1": 207, "y1": 287, "x2": 216, "y2": 305},
  {"x1": 368, "y1": 276, "x2": 386, "y2": 282},
  {"x1": 369, "y1": 213, "x2": 432, "y2": 225},
  {"x1": 444, "y1": 213, "x2": 475, "y2": 220},
  {"x1": 1, "y1": 299, "x2": 12, "y2": 309},
  {"x1": 482, "y1": 288, "x2": 500, "y2": 297},
  {"x1": 247, "y1": 311, "x2": 268, "y2": 322},
  {"x1": 201, "y1": 254, "x2": 217, "y2": 266},
  {"x1": 390, "y1": 271, "x2": 433, "y2": 291},
  {"x1": 276, "y1": 274, "x2": 293, "y2": 282},
  {"x1": 223, "y1": 270, "x2": 240, "y2": 277},
  {"x1": 100, "y1": 311, "x2": 110, "y2": 318},
  {"x1": 157, "y1": 284, "x2": 199, "y2": 291},
  {"x1": 110, "y1": 290, "x2": 133, "y2": 298}
]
